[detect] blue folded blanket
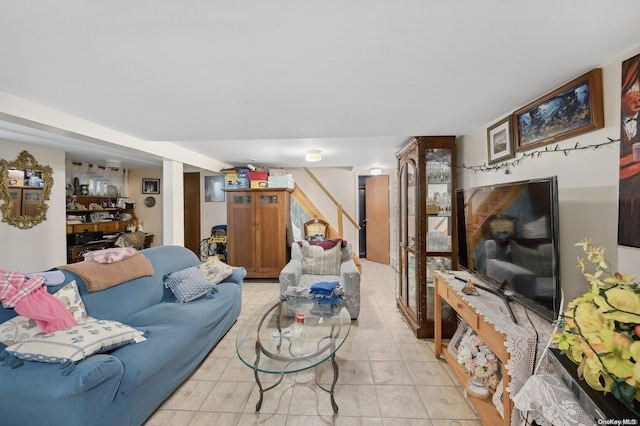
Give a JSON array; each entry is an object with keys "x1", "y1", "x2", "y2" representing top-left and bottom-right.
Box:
[{"x1": 310, "y1": 281, "x2": 338, "y2": 295}]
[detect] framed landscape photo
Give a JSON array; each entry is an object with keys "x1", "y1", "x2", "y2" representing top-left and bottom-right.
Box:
[
  {"x1": 513, "y1": 68, "x2": 604, "y2": 152},
  {"x1": 142, "y1": 178, "x2": 160, "y2": 194},
  {"x1": 487, "y1": 116, "x2": 514, "y2": 164}
]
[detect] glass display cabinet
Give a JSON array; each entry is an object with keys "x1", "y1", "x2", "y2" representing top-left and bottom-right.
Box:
[{"x1": 396, "y1": 136, "x2": 458, "y2": 338}]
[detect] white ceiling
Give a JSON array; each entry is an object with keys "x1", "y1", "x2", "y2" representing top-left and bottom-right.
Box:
[{"x1": 1, "y1": 1, "x2": 640, "y2": 170}]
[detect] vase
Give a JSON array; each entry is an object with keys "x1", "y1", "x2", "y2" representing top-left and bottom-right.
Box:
[{"x1": 466, "y1": 372, "x2": 490, "y2": 399}]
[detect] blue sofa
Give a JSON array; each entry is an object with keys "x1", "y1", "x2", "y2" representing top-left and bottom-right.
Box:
[{"x1": 0, "y1": 245, "x2": 245, "y2": 426}]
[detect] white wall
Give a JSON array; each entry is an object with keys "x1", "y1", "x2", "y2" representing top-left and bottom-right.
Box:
[
  {"x1": 128, "y1": 168, "x2": 162, "y2": 247},
  {"x1": 457, "y1": 45, "x2": 640, "y2": 303},
  {"x1": 0, "y1": 141, "x2": 67, "y2": 271}
]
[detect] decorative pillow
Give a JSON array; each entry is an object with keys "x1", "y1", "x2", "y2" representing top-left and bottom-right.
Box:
[
  {"x1": 52, "y1": 281, "x2": 90, "y2": 323},
  {"x1": 197, "y1": 258, "x2": 233, "y2": 284},
  {"x1": 4, "y1": 319, "x2": 145, "y2": 369},
  {"x1": 301, "y1": 241, "x2": 341, "y2": 275},
  {"x1": 164, "y1": 266, "x2": 217, "y2": 303},
  {"x1": 0, "y1": 281, "x2": 90, "y2": 346},
  {"x1": 83, "y1": 247, "x2": 138, "y2": 264}
]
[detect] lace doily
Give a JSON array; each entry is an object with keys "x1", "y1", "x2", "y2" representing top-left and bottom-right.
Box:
[
  {"x1": 438, "y1": 271, "x2": 554, "y2": 425},
  {"x1": 513, "y1": 374, "x2": 596, "y2": 425}
]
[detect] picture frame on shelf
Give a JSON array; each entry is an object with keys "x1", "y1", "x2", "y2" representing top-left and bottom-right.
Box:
[
  {"x1": 142, "y1": 178, "x2": 160, "y2": 194},
  {"x1": 513, "y1": 68, "x2": 604, "y2": 152},
  {"x1": 447, "y1": 320, "x2": 473, "y2": 360},
  {"x1": 487, "y1": 116, "x2": 514, "y2": 165}
]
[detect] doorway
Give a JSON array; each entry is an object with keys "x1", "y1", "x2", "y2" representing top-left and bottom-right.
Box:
[
  {"x1": 358, "y1": 175, "x2": 390, "y2": 264},
  {"x1": 183, "y1": 172, "x2": 201, "y2": 257}
]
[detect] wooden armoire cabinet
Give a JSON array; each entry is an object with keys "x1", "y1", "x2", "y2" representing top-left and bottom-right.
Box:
[
  {"x1": 225, "y1": 188, "x2": 292, "y2": 278},
  {"x1": 396, "y1": 136, "x2": 458, "y2": 338}
]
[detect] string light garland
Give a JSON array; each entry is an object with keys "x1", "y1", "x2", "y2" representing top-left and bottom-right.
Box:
[{"x1": 433, "y1": 137, "x2": 620, "y2": 173}]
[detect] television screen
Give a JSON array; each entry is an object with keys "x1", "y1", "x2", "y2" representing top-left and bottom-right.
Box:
[{"x1": 456, "y1": 177, "x2": 560, "y2": 323}]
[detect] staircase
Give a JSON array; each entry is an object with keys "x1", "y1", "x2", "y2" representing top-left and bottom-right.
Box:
[
  {"x1": 291, "y1": 170, "x2": 362, "y2": 272},
  {"x1": 466, "y1": 185, "x2": 523, "y2": 269}
]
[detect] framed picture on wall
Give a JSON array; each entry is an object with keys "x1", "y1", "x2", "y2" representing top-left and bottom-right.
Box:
[
  {"x1": 142, "y1": 178, "x2": 160, "y2": 194},
  {"x1": 618, "y1": 53, "x2": 640, "y2": 248},
  {"x1": 513, "y1": 68, "x2": 604, "y2": 152},
  {"x1": 487, "y1": 116, "x2": 514, "y2": 165},
  {"x1": 205, "y1": 175, "x2": 225, "y2": 202}
]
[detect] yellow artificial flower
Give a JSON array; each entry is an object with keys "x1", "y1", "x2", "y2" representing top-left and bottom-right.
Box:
[
  {"x1": 630, "y1": 341, "x2": 640, "y2": 362},
  {"x1": 575, "y1": 238, "x2": 592, "y2": 251},
  {"x1": 551, "y1": 331, "x2": 579, "y2": 352},
  {"x1": 581, "y1": 357, "x2": 613, "y2": 392},
  {"x1": 573, "y1": 301, "x2": 613, "y2": 335},
  {"x1": 556, "y1": 240, "x2": 640, "y2": 407},
  {"x1": 603, "y1": 272, "x2": 637, "y2": 286},
  {"x1": 594, "y1": 287, "x2": 640, "y2": 323}
]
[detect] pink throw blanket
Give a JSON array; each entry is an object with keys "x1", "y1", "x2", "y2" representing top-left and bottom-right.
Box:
[{"x1": 0, "y1": 269, "x2": 77, "y2": 333}]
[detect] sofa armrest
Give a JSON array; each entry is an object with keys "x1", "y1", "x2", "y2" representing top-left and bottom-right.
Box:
[
  {"x1": 340, "y1": 260, "x2": 361, "y2": 319},
  {"x1": 279, "y1": 259, "x2": 303, "y2": 295},
  {"x1": 0, "y1": 354, "x2": 125, "y2": 425},
  {"x1": 223, "y1": 266, "x2": 247, "y2": 285}
]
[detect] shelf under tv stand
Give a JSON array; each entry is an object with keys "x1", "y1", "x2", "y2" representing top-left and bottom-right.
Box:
[{"x1": 434, "y1": 271, "x2": 553, "y2": 426}]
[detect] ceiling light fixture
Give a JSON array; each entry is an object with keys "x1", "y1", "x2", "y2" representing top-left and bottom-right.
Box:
[
  {"x1": 305, "y1": 150, "x2": 322, "y2": 162},
  {"x1": 370, "y1": 168, "x2": 382, "y2": 175},
  {"x1": 104, "y1": 159, "x2": 122, "y2": 169}
]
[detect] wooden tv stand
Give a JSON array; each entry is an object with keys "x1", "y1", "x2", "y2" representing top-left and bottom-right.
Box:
[{"x1": 434, "y1": 271, "x2": 552, "y2": 425}]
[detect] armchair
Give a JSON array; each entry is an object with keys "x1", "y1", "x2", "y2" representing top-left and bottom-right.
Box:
[{"x1": 279, "y1": 240, "x2": 360, "y2": 320}]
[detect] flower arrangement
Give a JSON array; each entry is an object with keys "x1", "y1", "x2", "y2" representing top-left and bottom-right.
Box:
[
  {"x1": 456, "y1": 333, "x2": 499, "y2": 378},
  {"x1": 552, "y1": 239, "x2": 640, "y2": 410}
]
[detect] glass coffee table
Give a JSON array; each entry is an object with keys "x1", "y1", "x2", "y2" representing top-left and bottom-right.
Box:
[{"x1": 236, "y1": 297, "x2": 351, "y2": 413}]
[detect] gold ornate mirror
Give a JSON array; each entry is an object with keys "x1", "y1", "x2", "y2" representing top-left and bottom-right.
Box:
[{"x1": 0, "y1": 151, "x2": 53, "y2": 229}]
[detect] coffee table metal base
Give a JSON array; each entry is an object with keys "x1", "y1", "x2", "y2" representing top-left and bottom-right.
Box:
[
  {"x1": 253, "y1": 344, "x2": 340, "y2": 413},
  {"x1": 238, "y1": 300, "x2": 350, "y2": 415}
]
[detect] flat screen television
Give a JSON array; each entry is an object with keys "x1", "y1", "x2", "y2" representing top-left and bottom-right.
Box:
[{"x1": 456, "y1": 176, "x2": 561, "y2": 323}]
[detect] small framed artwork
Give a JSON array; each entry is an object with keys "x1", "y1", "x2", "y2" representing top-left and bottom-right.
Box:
[
  {"x1": 142, "y1": 178, "x2": 160, "y2": 194},
  {"x1": 204, "y1": 175, "x2": 225, "y2": 202},
  {"x1": 513, "y1": 68, "x2": 604, "y2": 152},
  {"x1": 447, "y1": 320, "x2": 474, "y2": 360},
  {"x1": 487, "y1": 116, "x2": 514, "y2": 164}
]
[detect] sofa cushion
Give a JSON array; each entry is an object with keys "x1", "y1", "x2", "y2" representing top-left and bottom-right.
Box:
[
  {"x1": 0, "y1": 281, "x2": 89, "y2": 346},
  {"x1": 4, "y1": 319, "x2": 145, "y2": 366},
  {"x1": 117, "y1": 281, "x2": 242, "y2": 394},
  {"x1": 164, "y1": 266, "x2": 217, "y2": 303},
  {"x1": 301, "y1": 241, "x2": 341, "y2": 275}
]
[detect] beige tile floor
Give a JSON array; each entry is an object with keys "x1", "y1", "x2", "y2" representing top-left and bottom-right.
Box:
[{"x1": 146, "y1": 259, "x2": 481, "y2": 425}]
